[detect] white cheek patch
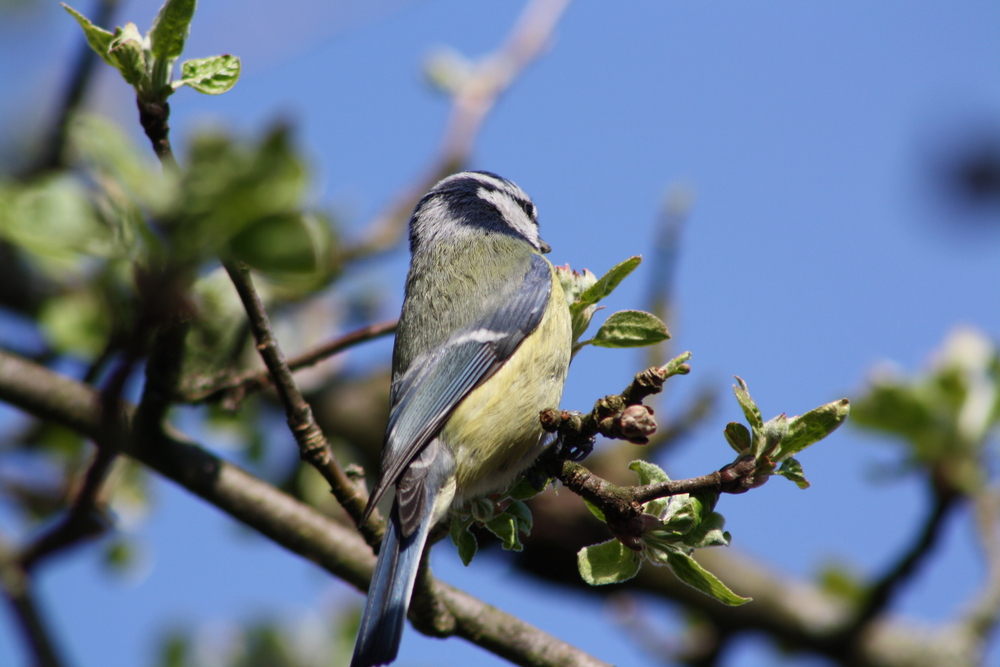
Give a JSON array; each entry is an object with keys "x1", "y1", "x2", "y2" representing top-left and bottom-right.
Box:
[{"x1": 476, "y1": 187, "x2": 539, "y2": 248}]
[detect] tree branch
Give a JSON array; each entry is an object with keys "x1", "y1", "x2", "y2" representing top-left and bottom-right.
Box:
[
  {"x1": 838, "y1": 483, "x2": 959, "y2": 643},
  {"x1": 179, "y1": 318, "x2": 397, "y2": 406},
  {"x1": 0, "y1": 348, "x2": 608, "y2": 667},
  {"x1": 222, "y1": 260, "x2": 380, "y2": 545},
  {"x1": 964, "y1": 485, "x2": 1000, "y2": 645},
  {"x1": 533, "y1": 355, "x2": 764, "y2": 541},
  {"x1": 0, "y1": 534, "x2": 67, "y2": 667}
]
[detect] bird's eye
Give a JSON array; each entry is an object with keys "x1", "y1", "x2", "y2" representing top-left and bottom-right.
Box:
[{"x1": 517, "y1": 199, "x2": 536, "y2": 222}]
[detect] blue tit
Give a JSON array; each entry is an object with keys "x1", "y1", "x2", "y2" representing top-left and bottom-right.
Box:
[{"x1": 350, "y1": 171, "x2": 572, "y2": 667}]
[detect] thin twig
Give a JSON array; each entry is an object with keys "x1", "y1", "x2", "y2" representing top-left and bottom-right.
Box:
[
  {"x1": 180, "y1": 319, "x2": 398, "y2": 404},
  {"x1": 0, "y1": 534, "x2": 66, "y2": 667},
  {"x1": 137, "y1": 98, "x2": 179, "y2": 171},
  {"x1": 339, "y1": 0, "x2": 574, "y2": 262},
  {"x1": 18, "y1": 338, "x2": 142, "y2": 570},
  {"x1": 540, "y1": 354, "x2": 691, "y2": 452},
  {"x1": 222, "y1": 260, "x2": 381, "y2": 546},
  {"x1": 18, "y1": 448, "x2": 115, "y2": 571},
  {"x1": 840, "y1": 484, "x2": 959, "y2": 641}
]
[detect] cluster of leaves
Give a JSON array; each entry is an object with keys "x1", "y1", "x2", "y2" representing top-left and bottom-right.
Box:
[
  {"x1": 64, "y1": 0, "x2": 239, "y2": 102},
  {"x1": 575, "y1": 381, "x2": 848, "y2": 605},
  {"x1": 557, "y1": 256, "x2": 670, "y2": 353},
  {"x1": 851, "y1": 326, "x2": 1000, "y2": 494},
  {"x1": 578, "y1": 461, "x2": 749, "y2": 606},
  {"x1": 449, "y1": 477, "x2": 540, "y2": 564},
  {"x1": 726, "y1": 377, "x2": 851, "y2": 490}
]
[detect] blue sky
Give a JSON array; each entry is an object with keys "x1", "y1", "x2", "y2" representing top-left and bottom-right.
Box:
[{"x1": 2, "y1": 1, "x2": 1000, "y2": 666}]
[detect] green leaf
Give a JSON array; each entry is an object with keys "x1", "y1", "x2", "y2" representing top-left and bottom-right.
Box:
[
  {"x1": 484, "y1": 514, "x2": 520, "y2": 551},
  {"x1": 169, "y1": 125, "x2": 307, "y2": 264},
  {"x1": 582, "y1": 498, "x2": 606, "y2": 523},
  {"x1": 573, "y1": 256, "x2": 641, "y2": 313},
  {"x1": 108, "y1": 23, "x2": 149, "y2": 88},
  {"x1": 666, "y1": 551, "x2": 751, "y2": 606},
  {"x1": 590, "y1": 310, "x2": 670, "y2": 348},
  {"x1": 506, "y1": 475, "x2": 545, "y2": 501},
  {"x1": 630, "y1": 459, "x2": 672, "y2": 518},
  {"x1": 776, "y1": 457, "x2": 810, "y2": 489},
  {"x1": 682, "y1": 511, "x2": 730, "y2": 549},
  {"x1": 578, "y1": 539, "x2": 641, "y2": 585},
  {"x1": 724, "y1": 422, "x2": 751, "y2": 453},
  {"x1": 450, "y1": 517, "x2": 478, "y2": 566},
  {"x1": 469, "y1": 497, "x2": 494, "y2": 523},
  {"x1": 62, "y1": 4, "x2": 116, "y2": 68},
  {"x1": 761, "y1": 413, "x2": 788, "y2": 458},
  {"x1": 149, "y1": 0, "x2": 197, "y2": 62},
  {"x1": 67, "y1": 113, "x2": 173, "y2": 214},
  {"x1": 0, "y1": 175, "x2": 111, "y2": 272},
  {"x1": 733, "y1": 376, "x2": 764, "y2": 447},
  {"x1": 176, "y1": 54, "x2": 240, "y2": 94},
  {"x1": 775, "y1": 399, "x2": 850, "y2": 460},
  {"x1": 504, "y1": 500, "x2": 533, "y2": 535},
  {"x1": 39, "y1": 291, "x2": 109, "y2": 357},
  {"x1": 228, "y1": 212, "x2": 329, "y2": 276},
  {"x1": 629, "y1": 459, "x2": 670, "y2": 486},
  {"x1": 657, "y1": 494, "x2": 701, "y2": 534}
]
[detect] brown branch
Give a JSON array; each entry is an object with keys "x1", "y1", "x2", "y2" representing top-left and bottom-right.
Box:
[
  {"x1": 0, "y1": 533, "x2": 67, "y2": 667},
  {"x1": 222, "y1": 260, "x2": 381, "y2": 547},
  {"x1": 531, "y1": 354, "x2": 763, "y2": 546},
  {"x1": 0, "y1": 348, "x2": 608, "y2": 667},
  {"x1": 964, "y1": 486, "x2": 1000, "y2": 644},
  {"x1": 339, "y1": 0, "x2": 574, "y2": 262},
  {"x1": 541, "y1": 354, "x2": 691, "y2": 452},
  {"x1": 538, "y1": 455, "x2": 759, "y2": 550},
  {"x1": 18, "y1": 447, "x2": 115, "y2": 571},
  {"x1": 837, "y1": 483, "x2": 959, "y2": 647},
  {"x1": 180, "y1": 319, "x2": 398, "y2": 405},
  {"x1": 18, "y1": 324, "x2": 149, "y2": 570},
  {"x1": 137, "y1": 98, "x2": 179, "y2": 171}
]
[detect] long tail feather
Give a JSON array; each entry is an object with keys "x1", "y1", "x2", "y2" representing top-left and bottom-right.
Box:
[{"x1": 350, "y1": 501, "x2": 432, "y2": 667}]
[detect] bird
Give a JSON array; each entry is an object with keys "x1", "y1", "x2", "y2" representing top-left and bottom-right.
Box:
[{"x1": 350, "y1": 171, "x2": 572, "y2": 667}]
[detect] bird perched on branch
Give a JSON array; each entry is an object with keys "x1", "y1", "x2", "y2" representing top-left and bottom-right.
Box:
[{"x1": 351, "y1": 171, "x2": 572, "y2": 667}]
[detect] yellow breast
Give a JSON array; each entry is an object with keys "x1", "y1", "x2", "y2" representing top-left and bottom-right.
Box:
[{"x1": 441, "y1": 265, "x2": 572, "y2": 503}]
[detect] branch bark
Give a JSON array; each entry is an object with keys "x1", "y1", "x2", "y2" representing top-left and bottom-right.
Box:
[
  {"x1": 179, "y1": 318, "x2": 397, "y2": 405},
  {"x1": 222, "y1": 260, "x2": 382, "y2": 547}
]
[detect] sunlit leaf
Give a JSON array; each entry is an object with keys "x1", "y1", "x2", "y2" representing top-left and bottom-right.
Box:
[
  {"x1": 149, "y1": 0, "x2": 197, "y2": 62},
  {"x1": 666, "y1": 551, "x2": 751, "y2": 606},
  {"x1": 776, "y1": 399, "x2": 850, "y2": 460},
  {"x1": 591, "y1": 310, "x2": 670, "y2": 348},
  {"x1": 573, "y1": 256, "x2": 641, "y2": 313},
  {"x1": 176, "y1": 54, "x2": 240, "y2": 94},
  {"x1": 578, "y1": 539, "x2": 641, "y2": 585},
  {"x1": 62, "y1": 4, "x2": 116, "y2": 68}
]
